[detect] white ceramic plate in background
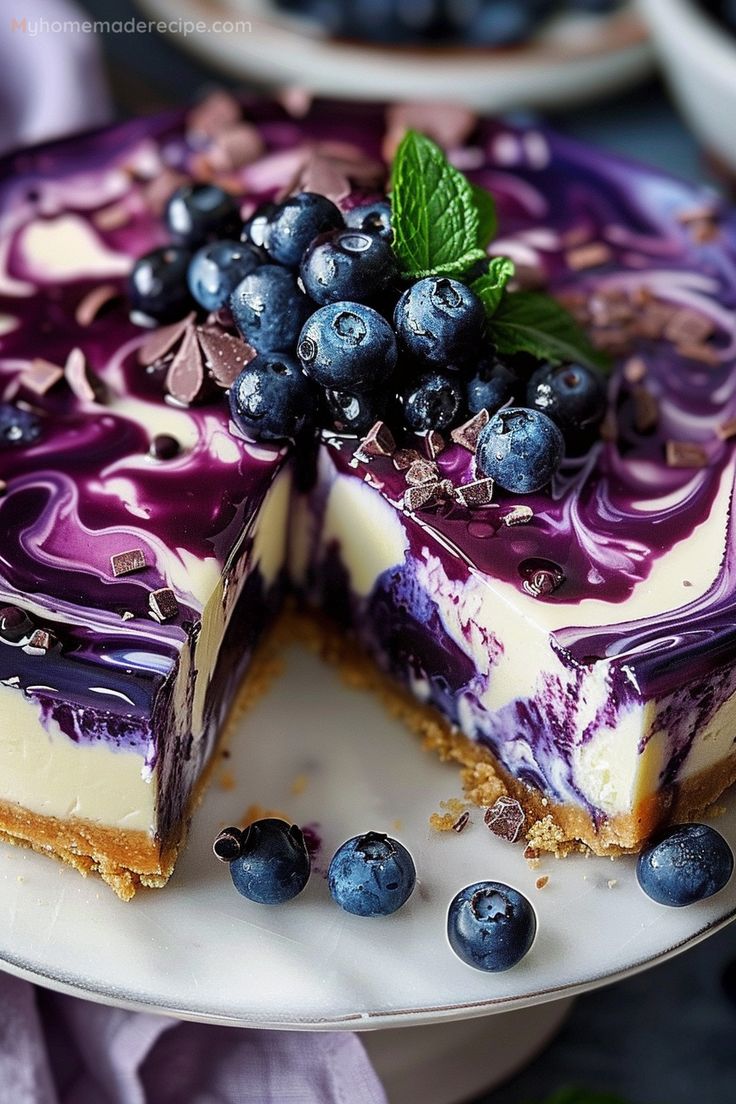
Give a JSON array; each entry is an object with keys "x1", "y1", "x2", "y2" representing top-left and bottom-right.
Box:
[
  {"x1": 0, "y1": 644, "x2": 734, "y2": 1031},
  {"x1": 136, "y1": 0, "x2": 653, "y2": 110}
]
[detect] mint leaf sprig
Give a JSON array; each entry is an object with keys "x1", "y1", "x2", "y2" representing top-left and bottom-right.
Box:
[{"x1": 390, "y1": 131, "x2": 608, "y2": 374}]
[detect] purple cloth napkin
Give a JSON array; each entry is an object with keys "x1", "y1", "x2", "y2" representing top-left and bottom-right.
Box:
[{"x1": 0, "y1": 973, "x2": 388, "y2": 1103}]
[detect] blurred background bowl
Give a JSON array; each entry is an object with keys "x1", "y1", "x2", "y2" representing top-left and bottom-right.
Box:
[{"x1": 640, "y1": 0, "x2": 736, "y2": 177}]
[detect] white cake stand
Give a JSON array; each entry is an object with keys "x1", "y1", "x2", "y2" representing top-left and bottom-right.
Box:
[{"x1": 0, "y1": 645, "x2": 734, "y2": 1102}]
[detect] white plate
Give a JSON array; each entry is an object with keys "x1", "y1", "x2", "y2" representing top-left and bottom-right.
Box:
[
  {"x1": 136, "y1": 0, "x2": 653, "y2": 110},
  {"x1": 0, "y1": 644, "x2": 735, "y2": 1030}
]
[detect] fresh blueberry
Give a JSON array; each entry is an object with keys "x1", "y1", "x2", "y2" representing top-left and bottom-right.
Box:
[
  {"x1": 0, "y1": 403, "x2": 42, "y2": 449},
  {"x1": 402, "y1": 370, "x2": 465, "y2": 433},
  {"x1": 328, "y1": 831, "x2": 416, "y2": 916},
  {"x1": 187, "y1": 240, "x2": 262, "y2": 312},
  {"x1": 300, "y1": 229, "x2": 399, "y2": 306},
  {"x1": 447, "y1": 881, "x2": 536, "y2": 971},
  {"x1": 241, "y1": 201, "x2": 278, "y2": 249},
  {"x1": 128, "y1": 246, "x2": 193, "y2": 323},
  {"x1": 165, "y1": 183, "x2": 241, "y2": 246},
  {"x1": 344, "y1": 201, "x2": 393, "y2": 243},
  {"x1": 461, "y1": 0, "x2": 554, "y2": 45},
  {"x1": 264, "y1": 192, "x2": 344, "y2": 268},
  {"x1": 298, "y1": 302, "x2": 397, "y2": 392},
  {"x1": 467, "y1": 358, "x2": 520, "y2": 415},
  {"x1": 526, "y1": 362, "x2": 607, "y2": 453},
  {"x1": 229, "y1": 352, "x2": 318, "y2": 442},
  {"x1": 229, "y1": 818, "x2": 311, "y2": 905},
  {"x1": 230, "y1": 265, "x2": 312, "y2": 352},
  {"x1": 393, "y1": 277, "x2": 485, "y2": 369},
  {"x1": 475, "y1": 406, "x2": 564, "y2": 493},
  {"x1": 637, "y1": 824, "x2": 734, "y2": 907},
  {"x1": 323, "y1": 388, "x2": 391, "y2": 436}
]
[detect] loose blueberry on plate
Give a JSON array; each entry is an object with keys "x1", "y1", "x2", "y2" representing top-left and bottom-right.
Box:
[
  {"x1": 265, "y1": 192, "x2": 344, "y2": 268},
  {"x1": 300, "y1": 229, "x2": 399, "y2": 306},
  {"x1": 328, "y1": 831, "x2": 416, "y2": 916},
  {"x1": 128, "y1": 246, "x2": 193, "y2": 323},
  {"x1": 323, "y1": 387, "x2": 391, "y2": 436},
  {"x1": 344, "y1": 201, "x2": 393, "y2": 243},
  {"x1": 229, "y1": 352, "x2": 318, "y2": 442},
  {"x1": 241, "y1": 201, "x2": 278, "y2": 249},
  {"x1": 0, "y1": 403, "x2": 42, "y2": 448},
  {"x1": 636, "y1": 823, "x2": 734, "y2": 907},
  {"x1": 447, "y1": 881, "x2": 536, "y2": 972},
  {"x1": 402, "y1": 370, "x2": 465, "y2": 433},
  {"x1": 298, "y1": 302, "x2": 397, "y2": 391},
  {"x1": 230, "y1": 265, "x2": 312, "y2": 352},
  {"x1": 165, "y1": 183, "x2": 241, "y2": 246},
  {"x1": 393, "y1": 277, "x2": 485, "y2": 368},
  {"x1": 229, "y1": 818, "x2": 311, "y2": 905},
  {"x1": 467, "y1": 358, "x2": 520, "y2": 416},
  {"x1": 475, "y1": 407, "x2": 564, "y2": 494},
  {"x1": 187, "y1": 240, "x2": 262, "y2": 312},
  {"x1": 526, "y1": 362, "x2": 607, "y2": 453}
]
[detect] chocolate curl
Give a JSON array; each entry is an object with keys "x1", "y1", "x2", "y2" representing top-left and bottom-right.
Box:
[{"x1": 165, "y1": 326, "x2": 206, "y2": 405}]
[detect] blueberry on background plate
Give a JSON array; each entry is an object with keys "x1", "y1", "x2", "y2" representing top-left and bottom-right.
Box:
[
  {"x1": 128, "y1": 246, "x2": 193, "y2": 323},
  {"x1": 475, "y1": 406, "x2": 564, "y2": 493},
  {"x1": 0, "y1": 403, "x2": 42, "y2": 449},
  {"x1": 636, "y1": 823, "x2": 734, "y2": 907},
  {"x1": 447, "y1": 881, "x2": 536, "y2": 972},
  {"x1": 402, "y1": 370, "x2": 465, "y2": 433},
  {"x1": 344, "y1": 201, "x2": 393, "y2": 243},
  {"x1": 393, "y1": 277, "x2": 485, "y2": 369},
  {"x1": 187, "y1": 240, "x2": 262, "y2": 312},
  {"x1": 230, "y1": 265, "x2": 312, "y2": 352},
  {"x1": 229, "y1": 818, "x2": 311, "y2": 905},
  {"x1": 298, "y1": 302, "x2": 398, "y2": 392},
  {"x1": 229, "y1": 352, "x2": 318, "y2": 442},
  {"x1": 300, "y1": 229, "x2": 398, "y2": 305},
  {"x1": 265, "y1": 192, "x2": 344, "y2": 268},
  {"x1": 165, "y1": 183, "x2": 242, "y2": 246},
  {"x1": 323, "y1": 387, "x2": 391, "y2": 435},
  {"x1": 526, "y1": 361, "x2": 607, "y2": 452},
  {"x1": 328, "y1": 831, "x2": 416, "y2": 916},
  {"x1": 466, "y1": 358, "x2": 520, "y2": 416}
]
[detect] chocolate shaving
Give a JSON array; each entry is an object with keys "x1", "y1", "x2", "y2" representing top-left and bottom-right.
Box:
[
  {"x1": 565, "y1": 242, "x2": 612, "y2": 271},
  {"x1": 453, "y1": 478, "x2": 494, "y2": 509},
  {"x1": 484, "y1": 796, "x2": 525, "y2": 843},
  {"x1": 536, "y1": 876, "x2": 549, "y2": 890},
  {"x1": 383, "y1": 102, "x2": 476, "y2": 160},
  {"x1": 600, "y1": 409, "x2": 619, "y2": 442},
  {"x1": 111, "y1": 549, "x2": 146, "y2": 577},
  {"x1": 120, "y1": 610, "x2": 135, "y2": 622},
  {"x1": 676, "y1": 342, "x2": 721, "y2": 367},
  {"x1": 197, "y1": 327, "x2": 256, "y2": 388},
  {"x1": 664, "y1": 308, "x2": 715, "y2": 346},
  {"x1": 406, "y1": 459, "x2": 439, "y2": 486},
  {"x1": 424, "y1": 430, "x2": 445, "y2": 460},
  {"x1": 451, "y1": 409, "x2": 490, "y2": 452},
  {"x1": 503, "y1": 505, "x2": 533, "y2": 527},
  {"x1": 392, "y1": 448, "x2": 422, "y2": 471},
  {"x1": 149, "y1": 588, "x2": 179, "y2": 623},
  {"x1": 716, "y1": 418, "x2": 736, "y2": 441},
  {"x1": 165, "y1": 326, "x2": 206, "y2": 405},
  {"x1": 137, "y1": 313, "x2": 195, "y2": 366},
  {"x1": 0, "y1": 479, "x2": 6, "y2": 497},
  {"x1": 666, "y1": 440, "x2": 709, "y2": 468},
  {"x1": 403, "y1": 482, "x2": 440, "y2": 512},
  {"x1": 632, "y1": 386, "x2": 659, "y2": 433},
  {"x1": 452, "y1": 811, "x2": 470, "y2": 833},
  {"x1": 356, "y1": 421, "x2": 396, "y2": 460},
  {"x1": 142, "y1": 168, "x2": 189, "y2": 216},
  {"x1": 23, "y1": 628, "x2": 54, "y2": 656},
  {"x1": 75, "y1": 283, "x2": 120, "y2": 327},
  {"x1": 64, "y1": 347, "x2": 106, "y2": 403},
  {"x1": 92, "y1": 203, "x2": 130, "y2": 231},
  {"x1": 21, "y1": 358, "x2": 64, "y2": 395},
  {"x1": 187, "y1": 91, "x2": 242, "y2": 140},
  {"x1": 523, "y1": 566, "x2": 565, "y2": 598},
  {"x1": 631, "y1": 301, "x2": 675, "y2": 340},
  {"x1": 278, "y1": 87, "x2": 313, "y2": 118},
  {"x1": 677, "y1": 204, "x2": 719, "y2": 226},
  {"x1": 205, "y1": 124, "x2": 264, "y2": 174},
  {"x1": 623, "y1": 356, "x2": 647, "y2": 384}
]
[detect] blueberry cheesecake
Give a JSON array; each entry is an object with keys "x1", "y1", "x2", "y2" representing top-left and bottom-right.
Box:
[{"x1": 1, "y1": 93, "x2": 735, "y2": 898}]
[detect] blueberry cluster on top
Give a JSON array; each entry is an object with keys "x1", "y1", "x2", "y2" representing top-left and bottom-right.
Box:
[{"x1": 129, "y1": 183, "x2": 607, "y2": 496}]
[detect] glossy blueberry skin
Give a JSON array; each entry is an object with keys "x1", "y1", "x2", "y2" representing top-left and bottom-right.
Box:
[
  {"x1": 300, "y1": 229, "x2": 399, "y2": 306},
  {"x1": 526, "y1": 362, "x2": 607, "y2": 452},
  {"x1": 636, "y1": 824, "x2": 734, "y2": 907},
  {"x1": 265, "y1": 192, "x2": 344, "y2": 268},
  {"x1": 328, "y1": 832, "x2": 416, "y2": 917},
  {"x1": 128, "y1": 245, "x2": 193, "y2": 323},
  {"x1": 0, "y1": 403, "x2": 42, "y2": 449},
  {"x1": 475, "y1": 406, "x2": 564, "y2": 494},
  {"x1": 344, "y1": 201, "x2": 393, "y2": 243},
  {"x1": 402, "y1": 371, "x2": 465, "y2": 433},
  {"x1": 298, "y1": 302, "x2": 397, "y2": 392},
  {"x1": 467, "y1": 358, "x2": 520, "y2": 416},
  {"x1": 187, "y1": 240, "x2": 262, "y2": 312},
  {"x1": 323, "y1": 388, "x2": 391, "y2": 436},
  {"x1": 165, "y1": 183, "x2": 241, "y2": 246},
  {"x1": 229, "y1": 818, "x2": 311, "y2": 905},
  {"x1": 393, "y1": 277, "x2": 485, "y2": 369},
  {"x1": 230, "y1": 265, "x2": 312, "y2": 352},
  {"x1": 447, "y1": 881, "x2": 536, "y2": 972},
  {"x1": 241, "y1": 201, "x2": 278, "y2": 249},
  {"x1": 229, "y1": 352, "x2": 318, "y2": 442}
]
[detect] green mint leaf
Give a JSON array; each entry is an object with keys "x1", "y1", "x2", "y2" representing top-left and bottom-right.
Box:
[
  {"x1": 391, "y1": 130, "x2": 486, "y2": 279},
  {"x1": 471, "y1": 256, "x2": 515, "y2": 316},
  {"x1": 471, "y1": 183, "x2": 497, "y2": 248},
  {"x1": 488, "y1": 290, "x2": 609, "y2": 372}
]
